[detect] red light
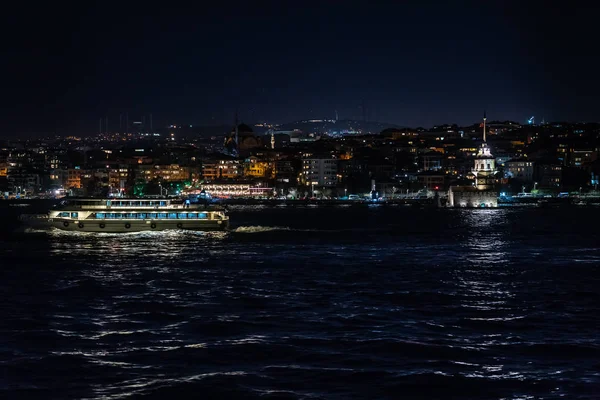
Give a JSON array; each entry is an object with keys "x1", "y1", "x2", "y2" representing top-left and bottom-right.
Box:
[{"x1": 435, "y1": 186, "x2": 439, "y2": 190}]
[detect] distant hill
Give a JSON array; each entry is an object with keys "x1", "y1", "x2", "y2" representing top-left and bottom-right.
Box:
[
  {"x1": 274, "y1": 119, "x2": 405, "y2": 136},
  {"x1": 158, "y1": 119, "x2": 405, "y2": 138},
  {"x1": 155, "y1": 125, "x2": 231, "y2": 139}
]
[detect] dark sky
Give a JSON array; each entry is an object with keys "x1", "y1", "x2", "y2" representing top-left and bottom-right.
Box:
[{"x1": 1, "y1": 1, "x2": 599, "y2": 136}]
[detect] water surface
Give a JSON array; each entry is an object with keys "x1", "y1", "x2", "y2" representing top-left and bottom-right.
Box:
[{"x1": 1, "y1": 206, "x2": 599, "y2": 399}]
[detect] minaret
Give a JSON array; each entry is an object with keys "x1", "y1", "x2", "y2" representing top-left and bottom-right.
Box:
[
  {"x1": 234, "y1": 110, "x2": 239, "y2": 153},
  {"x1": 483, "y1": 110, "x2": 487, "y2": 142}
]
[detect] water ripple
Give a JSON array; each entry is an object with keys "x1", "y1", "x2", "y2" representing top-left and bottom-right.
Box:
[{"x1": 1, "y1": 207, "x2": 599, "y2": 399}]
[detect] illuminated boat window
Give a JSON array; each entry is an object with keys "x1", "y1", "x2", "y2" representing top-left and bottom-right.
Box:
[
  {"x1": 178, "y1": 213, "x2": 187, "y2": 219},
  {"x1": 168, "y1": 213, "x2": 177, "y2": 219}
]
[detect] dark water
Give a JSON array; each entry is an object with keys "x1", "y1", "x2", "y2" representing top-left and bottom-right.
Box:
[{"x1": 1, "y1": 205, "x2": 599, "y2": 399}]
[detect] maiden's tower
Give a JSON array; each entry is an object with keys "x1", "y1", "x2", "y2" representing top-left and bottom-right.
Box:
[{"x1": 448, "y1": 112, "x2": 499, "y2": 207}]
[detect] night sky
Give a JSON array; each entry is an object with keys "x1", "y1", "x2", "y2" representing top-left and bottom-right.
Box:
[{"x1": 2, "y1": 1, "x2": 599, "y2": 136}]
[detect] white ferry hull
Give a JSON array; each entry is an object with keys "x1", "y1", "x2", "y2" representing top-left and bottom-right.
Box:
[
  {"x1": 46, "y1": 198, "x2": 230, "y2": 233},
  {"x1": 49, "y1": 218, "x2": 228, "y2": 232}
]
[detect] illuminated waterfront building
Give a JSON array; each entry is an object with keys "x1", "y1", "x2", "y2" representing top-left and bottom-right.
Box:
[
  {"x1": 202, "y1": 159, "x2": 242, "y2": 181},
  {"x1": 301, "y1": 152, "x2": 338, "y2": 187},
  {"x1": 505, "y1": 160, "x2": 535, "y2": 183}
]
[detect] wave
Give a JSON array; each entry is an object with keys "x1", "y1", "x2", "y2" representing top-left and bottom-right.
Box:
[
  {"x1": 21, "y1": 227, "x2": 52, "y2": 233},
  {"x1": 45, "y1": 229, "x2": 214, "y2": 238},
  {"x1": 232, "y1": 226, "x2": 293, "y2": 233},
  {"x1": 231, "y1": 225, "x2": 396, "y2": 234}
]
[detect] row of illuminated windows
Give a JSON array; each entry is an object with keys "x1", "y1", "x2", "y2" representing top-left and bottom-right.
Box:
[
  {"x1": 95, "y1": 213, "x2": 208, "y2": 219},
  {"x1": 108, "y1": 201, "x2": 168, "y2": 207},
  {"x1": 56, "y1": 212, "x2": 208, "y2": 219},
  {"x1": 511, "y1": 167, "x2": 533, "y2": 172}
]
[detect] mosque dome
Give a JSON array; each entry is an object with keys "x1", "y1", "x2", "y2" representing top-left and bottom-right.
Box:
[{"x1": 231, "y1": 123, "x2": 254, "y2": 137}]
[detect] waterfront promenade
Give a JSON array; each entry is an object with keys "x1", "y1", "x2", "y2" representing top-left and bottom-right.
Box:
[{"x1": 3, "y1": 195, "x2": 600, "y2": 209}]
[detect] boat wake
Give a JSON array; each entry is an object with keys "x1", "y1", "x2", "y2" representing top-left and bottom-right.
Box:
[
  {"x1": 44, "y1": 228, "x2": 222, "y2": 239},
  {"x1": 22, "y1": 227, "x2": 52, "y2": 233},
  {"x1": 231, "y1": 225, "x2": 389, "y2": 234},
  {"x1": 232, "y1": 225, "x2": 292, "y2": 234}
]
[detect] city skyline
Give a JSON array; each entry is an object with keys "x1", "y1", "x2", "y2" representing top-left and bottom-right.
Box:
[
  {"x1": 2, "y1": 2, "x2": 599, "y2": 396},
  {"x1": 2, "y1": 2, "x2": 599, "y2": 137},
  {"x1": 5, "y1": 114, "x2": 596, "y2": 141}
]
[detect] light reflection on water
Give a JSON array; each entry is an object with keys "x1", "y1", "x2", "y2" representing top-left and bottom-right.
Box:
[
  {"x1": 461, "y1": 209, "x2": 509, "y2": 257},
  {"x1": 48, "y1": 229, "x2": 229, "y2": 261},
  {"x1": 451, "y1": 209, "x2": 525, "y2": 383},
  {"x1": 455, "y1": 208, "x2": 514, "y2": 311}
]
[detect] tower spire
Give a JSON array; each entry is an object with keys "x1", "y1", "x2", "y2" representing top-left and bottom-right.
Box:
[
  {"x1": 234, "y1": 110, "x2": 239, "y2": 143},
  {"x1": 234, "y1": 109, "x2": 239, "y2": 156},
  {"x1": 483, "y1": 110, "x2": 487, "y2": 143}
]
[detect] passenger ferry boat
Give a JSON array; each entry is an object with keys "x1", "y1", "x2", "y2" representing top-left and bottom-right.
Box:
[{"x1": 48, "y1": 198, "x2": 229, "y2": 232}]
